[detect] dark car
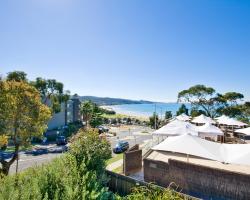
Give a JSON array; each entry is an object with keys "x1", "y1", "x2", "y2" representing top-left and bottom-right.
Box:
[
  {"x1": 56, "y1": 136, "x2": 67, "y2": 146},
  {"x1": 96, "y1": 125, "x2": 109, "y2": 134},
  {"x1": 113, "y1": 141, "x2": 129, "y2": 153}
]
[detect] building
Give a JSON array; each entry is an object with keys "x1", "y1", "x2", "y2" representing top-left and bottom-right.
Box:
[
  {"x1": 142, "y1": 135, "x2": 250, "y2": 200},
  {"x1": 47, "y1": 97, "x2": 81, "y2": 130}
]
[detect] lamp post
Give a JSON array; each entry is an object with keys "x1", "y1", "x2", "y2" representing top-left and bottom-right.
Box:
[{"x1": 154, "y1": 104, "x2": 157, "y2": 130}]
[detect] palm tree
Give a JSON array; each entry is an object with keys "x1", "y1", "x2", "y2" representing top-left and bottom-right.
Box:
[{"x1": 80, "y1": 101, "x2": 94, "y2": 128}]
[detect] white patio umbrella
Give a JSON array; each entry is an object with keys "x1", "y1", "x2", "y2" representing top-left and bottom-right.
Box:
[
  {"x1": 198, "y1": 123, "x2": 224, "y2": 141},
  {"x1": 152, "y1": 134, "x2": 250, "y2": 166},
  {"x1": 192, "y1": 114, "x2": 215, "y2": 124},
  {"x1": 152, "y1": 134, "x2": 223, "y2": 162},
  {"x1": 235, "y1": 127, "x2": 250, "y2": 136},
  {"x1": 176, "y1": 113, "x2": 191, "y2": 121},
  {"x1": 215, "y1": 115, "x2": 230, "y2": 121},
  {"x1": 198, "y1": 123, "x2": 224, "y2": 135},
  {"x1": 153, "y1": 119, "x2": 198, "y2": 136},
  {"x1": 218, "y1": 118, "x2": 248, "y2": 127}
]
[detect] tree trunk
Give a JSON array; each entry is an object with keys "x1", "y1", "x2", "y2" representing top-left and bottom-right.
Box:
[
  {"x1": 0, "y1": 161, "x2": 11, "y2": 176},
  {"x1": 0, "y1": 144, "x2": 19, "y2": 176}
]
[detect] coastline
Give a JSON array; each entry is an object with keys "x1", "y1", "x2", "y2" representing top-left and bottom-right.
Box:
[
  {"x1": 101, "y1": 103, "x2": 184, "y2": 121},
  {"x1": 101, "y1": 105, "x2": 149, "y2": 121}
]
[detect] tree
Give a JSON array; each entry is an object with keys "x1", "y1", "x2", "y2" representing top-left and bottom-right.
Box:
[
  {"x1": 31, "y1": 78, "x2": 70, "y2": 113},
  {"x1": 69, "y1": 128, "x2": 111, "y2": 177},
  {"x1": 178, "y1": 85, "x2": 219, "y2": 117},
  {"x1": 0, "y1": 81, "x2": 51, "y2": 175},
  {"x1": 218, "y1": 92, "x2": 244, "y2": 118},
  {"x1": 222, "y1": 92, "x2": 244, "y2": 106},
  {"x1": 89, "y1": 103, "x2": 103, "y2": 127},
  {"x1": 80, "y1": 101, "x2": 105, "y2": 128},
  {"x1": 149, "y1": 112, "x2": 159, "y2": 129},
  {"x1": 177, "y1": 85, "x2": 245, "y2": 118},
  {"x1": 237, "y1": 102, "x2": 250, "y2": 124},
  {"x1": 176, "y1": 104, "x2": 189, "y2": 116},
  {"x1": 6, "y1": 71, "x2": 27, "y2": 82},
  {"x1": 243, "y1": 102, "x2": 250, "y2": 116},
  {"x1": 165, "y1": 111, "x2": 172, "y2": 120},
  {"x1": 80, "y1": 101, "x2": 95, "y2": 128},
  {"x1": 190, "y1": 108, "x2": 206, "y2": 117}
]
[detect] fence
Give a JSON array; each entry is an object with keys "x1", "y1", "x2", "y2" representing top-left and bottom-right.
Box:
[
  {"x1": 105, "y1": 170, "x2": 198, "y2": 199},
  {"x1": 106, "y1": 170, "x2": 147, "y2": 196}
]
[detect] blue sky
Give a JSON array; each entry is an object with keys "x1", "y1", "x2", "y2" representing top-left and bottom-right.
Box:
[{"x1": 1, "y1": 0, "x2": 250, "y2": 102}]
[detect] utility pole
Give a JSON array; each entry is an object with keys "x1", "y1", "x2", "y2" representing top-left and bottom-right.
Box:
[
  {"x1": 160, "y1": 107, "x2": 163, "y2": 121},
  {"x1": 154, "y1": 104, "x2": 157, "y2": 130}
]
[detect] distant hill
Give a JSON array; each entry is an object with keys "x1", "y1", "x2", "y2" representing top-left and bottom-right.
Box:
[{"x1": 79, "y1": 96, "x2": 154, "y2": 106}]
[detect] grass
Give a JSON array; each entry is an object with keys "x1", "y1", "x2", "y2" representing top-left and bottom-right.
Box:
[{"x1": 106, "y1": 153, "x2": 123, "y2": 165}]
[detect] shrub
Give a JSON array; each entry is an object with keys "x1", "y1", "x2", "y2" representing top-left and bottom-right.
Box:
[
  {"x1": 0, "y1": 129, "x2": 113, "y2": 200},
  {"x1": 122, "y1": 184, "x2": 186, "y2": 200},
  {"x1": 69, "y1": 129, "x2": 112, "y2": 178}
]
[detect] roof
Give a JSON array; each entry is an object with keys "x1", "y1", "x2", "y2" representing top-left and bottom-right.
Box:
[
  {"x1": 192, "y1": 114, "x2": 215, "y2": 124},
  {"x1": 176, "y1": 113, "x2": 191, "y2": 121},
  {"x1": 217, "y1": 117, "x2": 248, "y2": 126},
  {"x1": 152, "y1": 119, "x2": 198, "y2": 136},
  {"x1": 198, "y1": 123, "x2": 224, "y2": 136},
  {"x1": 235, "y1": 127, "x2": 250, "y2": 136},
  {"x1": 147, "y1": 151, "x2": 250, "y2": 175},
  {"x1": 152, "y1": 134, "x2": 250, "y2": 166}
]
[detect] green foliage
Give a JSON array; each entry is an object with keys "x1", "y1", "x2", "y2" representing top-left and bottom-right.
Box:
[
  {"x1": 165, "y1": 111, "x2": 172, "y2": 120},
  {"x1": 31, "y1": 77, "x2": 70, "y2": 113},
  {"x1": 0, "y1": 129, "x2": 114, "y2": 200},
  {"x1": 0, "y1": 128, "x2": 183, "y2": 200},
  {"x1": 6, "y1": 71, "x2": 28, "y2": 82},
  {"x1": 176, "y1": 104, "x2": 188, "y2": 116},
  {"x1": 90, "y1": 104, "x2": 104, "y2": 127},
  {"x1": 0, "y1": 154, "x2": 113, "y2": 200},
  {"x1": 100, "y1": 108, "x2": 116, "y2": 115},
  {"x1": 0, "y1": 80, "x2": 52, "y2": 175},
  {"x1": 122, "y1": 185, "x2": 186, "y2": 200},
  {"x1": 80, "y1": 101, "x2": 95, "y2": 127},
  {"x1": 149, "y1": 112, "x2": 160, "y2": 129},
  {"x1": 222, "y1": 92, "x2": 244, "y2": 105},
  {"x1": 190, "y1": 108, "x2": 206, "y2": 118},
  {"x1": 64, "y1": 122, "x2": 81, "y2": 138},
  {"x1": 69, "y1": 129, "x2": 112, "y2": 177},
  {"x1": 80, "y1": 101, "x2": 104, "y2": 128},
  {"x1": 178, "y1": 84, "x2": 245, "y2": 118}
]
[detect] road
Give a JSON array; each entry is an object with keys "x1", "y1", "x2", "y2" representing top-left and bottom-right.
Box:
[
  {"x1": 107, "y1": 125, "x2": 154, "y2": 155},
  {"x1": 2, "y1": 125, "x2": 155, "y2": 174},
  {"x1": 9, "y1": 152, "x2": 62, "y2": 174}
]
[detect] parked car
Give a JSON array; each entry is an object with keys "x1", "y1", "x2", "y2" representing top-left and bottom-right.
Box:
[
  {"x1": 56, "y1": 136, "x2": 67, "y2": 146},
  {"x1": 96, "y1": 125, "x2": 109, "y2": 134},
  {"x1": 113, "y1": 141, "x2": 129, "y2": 153}
]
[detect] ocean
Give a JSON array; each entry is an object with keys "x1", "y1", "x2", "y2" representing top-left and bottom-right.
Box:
[{"x1": 103, "y1": 103, "x2": 189, "y2": 118}]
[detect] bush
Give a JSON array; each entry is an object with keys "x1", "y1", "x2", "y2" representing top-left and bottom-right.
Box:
[
  {"x1": 0, "y1": 154, "x2": 114, "y2": 200},
  {"x1": 0, "y1": 128, "x2": 183, "y2": 200},
  {"x1": 0, "y1": 129, "x2": 114, "y2": 200},
  {"x1": 122, "y1": 184, "x2": 186, "y2": 200},
  {"x1": 69, "y1": 129, "x2": 112, "y2": 178}
]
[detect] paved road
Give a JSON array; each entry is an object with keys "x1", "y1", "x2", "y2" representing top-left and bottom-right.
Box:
[
  {"x1": 9, "y1": 152, "x2": 62, "y2": 174},
  {"x1": 107, "y1": 125, "x2": 154, "y2": 155},
  {"x1": 0, "y1": 144, "x2": 67, "y2": 174},
  {"x1": 2, "y1": 125, "x2": 154, "y2": 174}
]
